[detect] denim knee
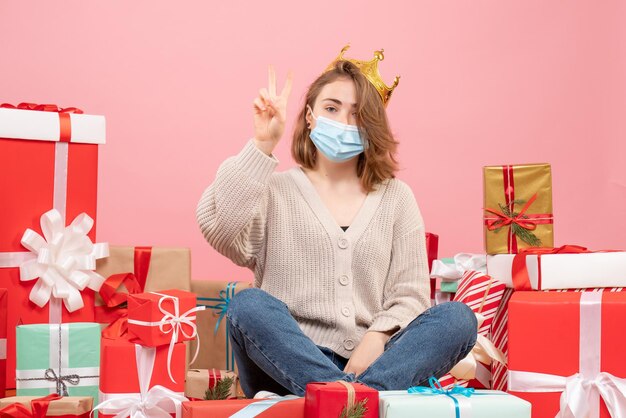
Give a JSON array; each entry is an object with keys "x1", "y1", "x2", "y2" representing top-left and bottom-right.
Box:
[
  {"x1": 227, "y1": 288, "x2": 263, "y2": 322},
  {"x1": 438, "y1": 301, "x2": 478, "y2": 345}
]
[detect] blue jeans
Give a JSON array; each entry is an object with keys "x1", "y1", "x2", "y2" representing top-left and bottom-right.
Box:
[{"x1": 227, "y1": 288, "x2": 477, "y2": 397}]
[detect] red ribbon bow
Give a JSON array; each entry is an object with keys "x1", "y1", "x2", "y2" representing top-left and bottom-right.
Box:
[
  {"x1": 0, "y1": 102, "x2": 83, "y2": 143},
  {"x1": 99, "y1": 272, "x2": 143, "y2": 339},
  {"x1": 484, "y1": 193, "x2": 541, "y2": 232}
]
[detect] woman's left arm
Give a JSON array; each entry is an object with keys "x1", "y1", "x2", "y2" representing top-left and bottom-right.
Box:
[{"x1": 344, "y1": 185, "x2": 431, "y2": 376}]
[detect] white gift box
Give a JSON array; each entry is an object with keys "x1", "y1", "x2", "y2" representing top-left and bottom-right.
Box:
[{"x1": 487, "y1": 252, "x2": 626, "y2": 290}]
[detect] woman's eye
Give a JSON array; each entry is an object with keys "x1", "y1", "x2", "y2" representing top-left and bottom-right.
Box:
[{"x1": 325, "y1": 107, "x2": 337, "y2": 113}]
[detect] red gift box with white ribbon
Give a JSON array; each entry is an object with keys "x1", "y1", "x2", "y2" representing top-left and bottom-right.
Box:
[{"x1": 0, "y1": 103, "x2": 107, "y2": 388}]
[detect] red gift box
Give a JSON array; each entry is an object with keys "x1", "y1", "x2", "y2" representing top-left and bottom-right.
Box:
[
  {"x1": 508, "y1": 290, "x2": 626, "y2": 418},
  {"x1": 0, "y1": 104, "x2": 106, "y2": 388},
  {"x1": 425, "y1": 233, "x2": 439, "y2": 303},
  {"x1": 127, "y1": 289, "x2": 200, "y2": 347},
  {"x1": 0, "y1": 289, "x2": 6, "y2": 398},
  {"x1": 96, "y1": 337, "x2": 187, "y2": 418},
  {"x1": 438, "y1": 271, "x2": 507, "y2": 389},
  {"x1": 182, "y1": 398, "x2": 304, "y2": 418},
  {"x1": 304, "y1": 382, "x2": 378, "y2": 418}
]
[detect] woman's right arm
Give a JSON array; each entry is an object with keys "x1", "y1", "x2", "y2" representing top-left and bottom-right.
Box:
[{"x1": 196, "y1": 66, "x2": 293, "y2": 269}]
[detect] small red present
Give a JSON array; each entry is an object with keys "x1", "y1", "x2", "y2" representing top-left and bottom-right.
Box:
[
  {"x1": 304, "y1": 382, "x2": 378, "y2": 418},
  {"x1": 0, "y1": 289, "x2": 7, "y2": 398},
  {"x1": 95, "y1": 337, "x2": 187, "y2": 418},
  {"x1": 182, "y1": 398, "x2": 304, "y2": 417}
]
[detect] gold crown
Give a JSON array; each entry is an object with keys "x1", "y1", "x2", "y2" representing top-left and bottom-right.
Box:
[{"x1": 325, "y1": 44, "x2": 400, "y2": 107}]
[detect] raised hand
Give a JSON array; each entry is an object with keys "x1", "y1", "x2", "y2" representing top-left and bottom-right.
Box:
[{"x1": 252, "y1": 65, "x2": 293, "y2": 155}]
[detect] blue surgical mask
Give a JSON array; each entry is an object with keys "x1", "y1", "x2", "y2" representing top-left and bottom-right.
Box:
[{"x1": 308, "y1": 106, "x2": 366, "y2": 162}]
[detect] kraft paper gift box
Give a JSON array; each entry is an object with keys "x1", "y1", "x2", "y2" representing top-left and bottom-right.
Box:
[
  {"x1": 0, "y1": 394, "x2": 93, "y2": 417},
  {"x1": 486, "y1": 248, "x2": 626, "y2": 290},
  {"x1": 438, "y1": 270, "x2": 506, "y2": 389},
  {"x1": 181, "y1": 398, "x2": 305, "y2": 418},
  {"x1": 378, "y1": 388, "x2": 531, "y2": 418},
  {"x1": 15, "y1": 323, "x2": 100, "y2": 401},
  {"x1": 507, "y1": 290, "x2": 626, "y2": 418},
  {"x1": 94, "y1": 246, "x2": 191, "y2": 329},
  {"x1": 127, "y1": 289, "x2": 202, "y2": 347},
  {"x1": 483, "y1": 163, "x2": 553, "y2": 254},
  {"x1": 189, "y1": 280, "x2": 252, "y2": 372},
  {"x1": 96, "y1": 337, "x2": 187, "y2": 418},
  {"x1": 0, "y1": 103, "x2": 106, "y2": 388},
  {"x1": 304, "y1": 382, "x2": 378, "y2": 418},
  {"x1": 185, "y1": 369, "x2": 238, "y2": 400}
]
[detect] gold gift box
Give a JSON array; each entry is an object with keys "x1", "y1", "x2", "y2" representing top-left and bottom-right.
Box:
[
  {"x1": 483, "y1": 164, "x2": 554, "y2": 254},
  {"x1": 185, "y1": 369, "x2": 238, "y2": 400},
  {"x1": 0, "y1": 396, "x2": 93, "y2": 416},
  {"x1": 188, "y1": 280, "x2": 252, "y2": 372}
]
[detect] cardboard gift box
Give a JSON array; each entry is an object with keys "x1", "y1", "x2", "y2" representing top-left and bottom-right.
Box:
[
  {"x1": 185, "y1": 369, "x2": 238, "y2": 400},
  {"x1": 0, "y1": 103, "x2": 106, "y2": 388},
  {"x1": 483, "y1": 163, "x2": 553, "y2": 254},
  {"x1": 96, "y1": 337, "x2": 187, "y2": 418},
  {"x1": 438, "y1": 271, "x2": 506, "y2": 389},
  {"x1": 508, "y1": 290, "x2": 626, "y2": 418},
  {"x1": 16, "y1": 323, "x2": 100, "y2": 401},
  {"x1": 127, "y1": 289, "x2": 202, "y2": 347},
  {"x1": 304, "y1": 382, "x2": 378, "y2": 418},
  {"x1": 487, "y1": 248, "x2": 626, "y2": 290},
  {"x1": 95, "y1": 246, "x2": 192, "y2": 330},
  {"x1": 181, "y1": 397, "x2": 304, "y2": 418},
  {"x1": 189, "y1": 280, "x2": 252, "y2": 372},
  {"x1": 379, "y1": 388, "x2": 530, "y2": 417},
  {"x1": 0, "y1": 394, "x2": 93, "y2": 417}
]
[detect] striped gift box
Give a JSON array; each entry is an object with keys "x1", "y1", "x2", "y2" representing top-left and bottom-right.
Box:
[{"x1": 439, "y1": 270, "x2": 506, "y2": 389}]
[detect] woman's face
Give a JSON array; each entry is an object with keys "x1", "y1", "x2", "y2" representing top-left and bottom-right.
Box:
[{"x1": 306, "y1": 77, "x2": 358, "y2": 129}]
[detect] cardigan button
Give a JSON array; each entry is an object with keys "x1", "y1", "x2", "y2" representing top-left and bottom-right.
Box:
[
  {"x1": 338, "y1": 237, "x2": 349, "y2": 249},
  {"x1": 339, "y1": 275, "x2": 350, "y2": 286},
  {"x1": 341, "y1": 306, "x2": 351, "y2": 317},
  {"x1": 343, "y1": 339, "x2": 355, "y2": 351}
]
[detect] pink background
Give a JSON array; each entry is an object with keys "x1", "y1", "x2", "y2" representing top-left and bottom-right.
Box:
[{"x1": 2, "y1": 1, "x2": 625, "y2": 281}]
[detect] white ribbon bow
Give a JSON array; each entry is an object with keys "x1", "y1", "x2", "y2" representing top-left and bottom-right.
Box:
[
  {"x1": 93, "y1": 344, "x2": 188, "y2": 418},
  {"x1": 128, "y1": 292, "x2": 206, "y2": 383},
  {"x1": 449, "y1": 312, "x2": 507, "y2": 384},
  {"x1": 430, "y1": 254, "x2": 487, "y2": 281},
  {"x1": 18, "y1": 209, "x2": 109, "y2": 312}
]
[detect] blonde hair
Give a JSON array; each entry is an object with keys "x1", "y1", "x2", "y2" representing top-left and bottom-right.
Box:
[{"x1": 291, "y1": 61, "x2": 399, "y2": 192}]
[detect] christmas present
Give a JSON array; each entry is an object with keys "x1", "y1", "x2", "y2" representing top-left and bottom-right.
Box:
[
  {"x1": 490, "y1": 288, "x2": 513, "y2": 391},
  {"x1": 95, "y1": 338, "x2": 187, "y2": 418},
  {"x1": 95, "y1": 246, "x2": 191, "y2": 331},
  {"x1": 483, "y1": 163, "x2": 553, "y2": 254},
  {"x1": 438, "y1": 271, "x2": 506, "y2": 389},
  {"x1": 425, "y1": 232, "x2": 439, "y2": 303},
  {"x1": 508, "y1": 290, "x2": 626, "y2": 418},
  {"x1": 185, "y1": 369, "x2": 238, "y2": 400},
  {"x1": 304, "y1": 381, "x2": 378, "y2": 418},
  {"x1": 0, "y1": 290, "x2": 7, "y2": 398},
  {"x1": 189, "y1": 280, "x2": 252, "y2": 371},
  {"x1": 181, "y1": 397, "x2": 304, "y2": 418},
  {"x1": 431, "y1": 254, "x2": 487, "y2": 295},
  {"x1": 0, "y1": 103, "x2": 107, "y2": 387},
  {"x1": 15, "y1": 323, "x2": 99, "y2": 401},
  {"x1": 379, "y1": 378, "x2": 530, "y2": 418},
  {"x1": 0, "y1": 394, "x2": 92, "y2": 417},
  {"x1": 487, "y1": 246, "x2": 626, "y2": 290}
]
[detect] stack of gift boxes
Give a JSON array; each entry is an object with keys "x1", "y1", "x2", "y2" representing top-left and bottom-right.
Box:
[{"x1": 1, "y1": 103, "x2": 622, "y2": 417}]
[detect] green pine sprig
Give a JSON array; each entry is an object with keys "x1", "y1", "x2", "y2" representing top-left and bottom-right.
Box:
[
  {"x1": 489, "y1": 199, "x2": 542, "y2": 247},
  {"x1": 204, "y1": 376, "x2": 235, "y2": 401},
  {"x1": 339, "y1": 399, "x2": 368, "y2": 418}
]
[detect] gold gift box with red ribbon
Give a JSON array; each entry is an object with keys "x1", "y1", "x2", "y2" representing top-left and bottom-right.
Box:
[{"x1": 483, "y1": 164, "x2": 554, "y2": 254}]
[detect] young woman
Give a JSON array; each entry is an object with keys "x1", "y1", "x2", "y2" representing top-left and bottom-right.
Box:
[{"x1": 196, "y1": 47, "x2": 477, "y2": 398}]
